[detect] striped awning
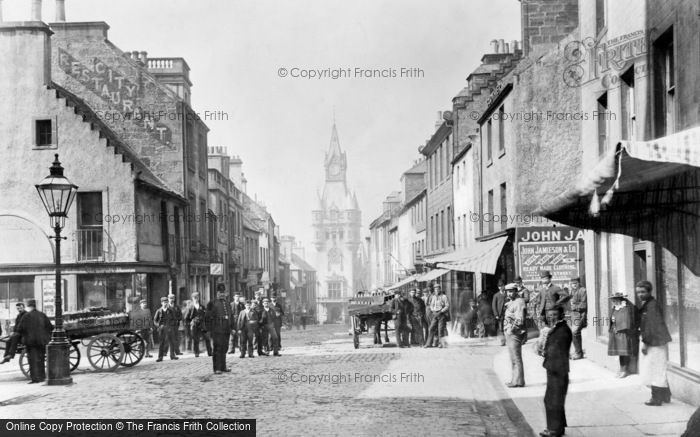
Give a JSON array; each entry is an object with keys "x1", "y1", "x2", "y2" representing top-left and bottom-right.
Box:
[
  {"x1": 417, "y1": 268, "x2": 449, "y2": 282},
  {"x1": 434, "y1": 236, "x2": 508, "y2": 274},
  {"x1": 386, "y1": 274, "x2": 419, "y2": 291},
  {"x1": 535, "y1": 127, "x2": 700, "y2": 275}
]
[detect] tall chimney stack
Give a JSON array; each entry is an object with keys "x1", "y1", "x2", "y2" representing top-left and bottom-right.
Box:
[
  {"x1": 511, "y1": 40, "x2": 518, "y2": 53},
  {"x1": 498, "y1": 39, "x2": 505, "y2": 53},
  {"x1": 55, "y1": 0, "x2": 65, "y2": 21},
  {"x1": 31, "y1": 0, "x2": 42, "y2": 21},
  {"x1": 490, "y1": 39, "x2": 498, "y2": 53}
]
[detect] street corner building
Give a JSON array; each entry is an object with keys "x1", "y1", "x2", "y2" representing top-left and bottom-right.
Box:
[{"x1": 0, "y1": 2, "x2": 218, "y2": 332}]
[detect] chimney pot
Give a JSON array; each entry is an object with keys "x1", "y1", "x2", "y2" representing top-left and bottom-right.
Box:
[
  {"x1": 498, "y1": 39, "x2": 505, "y2": 54},
  {"x1": 31, "y1": 0, "x2": 42, "y2": 21},
  {"x1": 490, "y1": 39, "x2": 499, "y2": 53},
  {"x1": 511, "y1": 39, "x2": 518, "y2": 53},
  {"x1": 55, "y1": 0, "x2": 65, "y2": 21}
]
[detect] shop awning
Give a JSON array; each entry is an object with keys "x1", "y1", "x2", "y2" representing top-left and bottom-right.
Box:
[
  {"x1": 417, "y1": 268, "x2": 449, "y2": 282},
  {"x1": 386, "y1": 274, "x2": 419, "y2": 291},
  {"x1": 534, "y1": 127, "x2": 700, "y2": 274},
  {"x1": 434, "y1": 236, "x2": 508, "y2": 274}
]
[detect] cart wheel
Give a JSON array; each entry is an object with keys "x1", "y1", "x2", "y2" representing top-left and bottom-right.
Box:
[
  {"x1": 87, "y1": 334, "x2": 124, "y2": 371},
  {"x1": 69, "y1": 342, "x2": 81, "y2": 372},
  {"x1": 116, "y1": 331, "x2": 145, "y2": 367},
  {"x1": 352, "y1": 316, "x2": 360, "y2": 349},
  {"x1": 19, "y1": 350, "x2": 31, "y2": 380}
]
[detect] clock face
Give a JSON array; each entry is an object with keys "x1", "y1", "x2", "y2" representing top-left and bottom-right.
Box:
[{"x1": 329, "y1": 163, "x2": 341, "y2": 176}]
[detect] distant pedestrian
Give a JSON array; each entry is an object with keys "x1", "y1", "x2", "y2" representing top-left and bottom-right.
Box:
[
  {"x1": 528, "y1": 285, "x2": 543, "y2": 330},
  {"x1": 237, "y1": 299, "x2": 255, "y2": 358},
  {"x1": 568, "y1": 277, "x2": 587, "y2": 360},
  {"x1": 15, "y1": 300, "x2": 53, "y2": 384},
  {"x1": 153, "y1": 297, "x2": 179, "y2": 362},
  {"x1": 515, "y1": 276, "x2": 530, "y2": 303},
  {"x1": 636, "y1": 280, "x2": 672, "y2": 406},
  {"x1": 492, "y1": 280, "x2": 507, "y2": 346},
  {"x1": 184, "y1": 292, "x2": 212, "y2": 358},
  {"x1": 1, "y1": 302, "x2": 27, "y2": 364},
  {"x1": 537, "y1": 271, "x2": 570, "y2": 327},
  {"x1": 424, "y1": 283, "x2": 449, "y2": 348},
  {"x1": 607, "y1": 292, "x2": 638, "y2": 378},
  {"x1": 504, "y1": 283, "x2": 526, "y2": 388},
  {"x1": 261, "y1": 298, "x2": 280, "y2": 356},
  {"x1": 462, "y1": 300, "x2": 478, "y2": 338},
  {"x1": 205, "y1": 288, "x2": 233, "y2": 374},
  {"x1": 541, "y1": 305, "x2": 572, "y2": 437},
  {"x1": 270, "y1": 295, "x2": 284, "y2": 350},
  {"x1": 407, "y1": 288, "x2": 425, "y2": 346},
  {"x1": 129, "y1": 299, "x2": 153, "y2": 358},
  {"x1": 167, "y1": 294, "x2": 183, "y2": 355},
  {"x1": 476, "y1": 291, "x2": 494, "y2": 337},
  {"x1": 390, "y1": 290, "x2": 412, "y2": 348},
  {"x1": 228, "y1": 294, "x2": 244, "y2": 355}
]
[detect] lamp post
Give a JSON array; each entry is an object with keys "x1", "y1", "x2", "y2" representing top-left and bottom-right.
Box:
[{"x1": 35, "y1": 154, "x2": 78, "y2": 386}]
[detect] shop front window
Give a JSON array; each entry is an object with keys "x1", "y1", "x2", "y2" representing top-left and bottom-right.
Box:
[
  {"x1": 680, "y1": 263, "x2": 700, "y2": 372},
  {"x1": 78, "y1": 274, "x2": 132, "y2": 313}
]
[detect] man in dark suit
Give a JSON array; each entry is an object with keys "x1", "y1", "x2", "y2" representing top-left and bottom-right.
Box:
[
  {"x1": 541, "y1": 305, "x2": 573, "y2": 437},
  {"x1": 261, "y1": 298, "x2": 280, "y2": 356},
  {"x1": 408, "y1": 288, "x2": 426, "y2": 346},
  {"x1": 15, "y1": 300, "x2": 53, "y2": 383},
  {"x1": 237, "y1": 299, "x2": 256, "y2": 358},
  {"x1": 228, "y1": 293, "x2": 243, "y2": 355},
  {"x1": 270, "y1": 295, "x2": 284, "y2": 350},
  {"x1": 184, "y1": 292, "x2": 211, "y2": 358},
  {"x1": 390, "y1": 290, "x2": 412, "y2": 348},
  {"x1": 205, "y1": 289, "x2": 233, "y2": 374},
  {"x1": 167, "y1": 294, "x2": 183, "y2": 355},
  {"x1": 492, "y1": 280, "x2": 507, "y2": 346},
  {"x1": 154, "y1": 297, "x2": 179, "y2": 361},
  {"x1": 537, "y1": 271, "x2": 570, "y2": 326},
  {"x1": 1, "y1": 302, "x2": 27, "y2": 364}
]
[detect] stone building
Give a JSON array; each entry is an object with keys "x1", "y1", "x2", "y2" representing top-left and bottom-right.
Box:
[
  {"x1": 0, "y1": 4, "x2": 195, "y2": 330},
  {"x1": 533, "y1": 0, "x2": 700, "y2": 405},
  {"x1": 312, "y1": 123, "x2": 363, "y2": 323}
]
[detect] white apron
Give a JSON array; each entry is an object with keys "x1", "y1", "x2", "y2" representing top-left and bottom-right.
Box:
[{"x1": 639, "y1": 344, "x2": 669, "y2": 387}]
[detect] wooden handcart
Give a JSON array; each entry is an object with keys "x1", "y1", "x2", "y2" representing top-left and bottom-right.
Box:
[{"x1": 1, "y1": 307, "x2": 146, "y2": 379}]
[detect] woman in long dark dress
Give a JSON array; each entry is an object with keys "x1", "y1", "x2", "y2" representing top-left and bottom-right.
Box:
[{"x1": 608, "y1": 292, "x2": 638, "y2": 378}]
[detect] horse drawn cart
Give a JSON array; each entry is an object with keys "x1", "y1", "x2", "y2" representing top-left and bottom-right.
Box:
[
  {"x1": 348, "y1": 294, "x2": 395, "y2": 349},
  {"x1": 0, "y1": 307, "x2": 146, "y2": 380}
]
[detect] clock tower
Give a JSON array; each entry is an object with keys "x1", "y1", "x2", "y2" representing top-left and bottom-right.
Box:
[{"x1": 312, "y1": 122, "x2": 363, "y2": 324}]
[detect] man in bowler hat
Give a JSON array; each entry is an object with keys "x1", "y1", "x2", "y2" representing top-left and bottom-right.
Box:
[{"x1": 15, "y1": 300, "x2": 53, "y2": 383}]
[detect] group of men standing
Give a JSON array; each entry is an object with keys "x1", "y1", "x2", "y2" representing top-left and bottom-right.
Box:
[{"x1": 388, "y1": 283, "x2": 451, "y2": 348}]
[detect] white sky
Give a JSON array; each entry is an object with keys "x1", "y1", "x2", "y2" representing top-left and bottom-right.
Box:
[{"x1": 4, "y1": 0, "x2": 521, "y2": 250}]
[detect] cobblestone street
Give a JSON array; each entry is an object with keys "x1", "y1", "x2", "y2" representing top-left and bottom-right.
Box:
[{"x1": 0, "y1": 325, "x2": 532, "y2": 436}]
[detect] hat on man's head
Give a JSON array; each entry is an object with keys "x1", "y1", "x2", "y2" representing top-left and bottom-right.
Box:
[
  {"x1": 16, "y1": 301, "x2": 25, "y2": 307},
  {"x1": 167, "y1": 294, "x2": 175, "y2": 298},
  {"x1": 540, "y1": 270, "x2": 552, "y2": 278},
  {"x1": 160, "y1": 297, "x2": 168, "y2": 302},
  {"x1": 515, "y1": 276, "x2": 523, "y2": 282},
  {"x1": 609, "y1": 292, "x2": 627, "y2": 300},
  {"x1": 191, "y1": 292, "x2": 199, "y2": 297},
  {"x1": 570, "y1": 277, "x2": 580, "y2": 283},
  {"x1": 139, "y1": 299, "x2": 147, "y2": 304},
  {"x1": 505, "y1": 283, "x2": 519, "y2": 291},
  {"x1": 26, "y1": 299, "x2": 37, "y2": 308}
]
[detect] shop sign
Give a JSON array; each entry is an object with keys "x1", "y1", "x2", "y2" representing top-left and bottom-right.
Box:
[
  {"x1": 516, "y1": 227, "x2": 585, "y2": 287},
  {"x1": 210, "y1": 263, "x2": 224, "y2": 275}
]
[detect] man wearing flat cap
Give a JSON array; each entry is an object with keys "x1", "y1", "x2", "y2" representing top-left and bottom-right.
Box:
[
  {"x1": 504, "y1": 283, "x2": 527, "y2": 387},
  {"x1": 390, "y1": 290, "x2": 413, "y2": 348},
  {"x1": 537, "y1": 271, "x2": 570, "y2": 327},
  {"x1": 568, "y1": 277, "x2": 587, "y2": 359},
  {"x1": 167, "y1": 294, "x2": 183, "y2": 355},
  {"x1": 154, "y1": 296, "x2": 179, "y2": 361},
  {"x1": 15, "y1": 300, "x2": 53, "y2": 383},
  {"x1": 129, "y1": 299, "x2": 153, "y2": 358},
  {"x1": 184, "y1": 292, "x2": 211, "y2": 358}
]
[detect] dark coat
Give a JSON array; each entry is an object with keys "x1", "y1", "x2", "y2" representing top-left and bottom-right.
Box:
[
  {"x1": 477, "y1": 294, "x2": 495, "y2": 326},
  {"x1": 538, "y1": 284, "x2": 569, "y2": 317},
  {"x1": 408, "y1": 296, "x2": 426, "y2": 318},
  {"x1": 608, "y1": 299, "x2": 638, "y2": 356},
  {"x1": 184, "y1": 303, "x2": 207, "y2": 330},
  {"x1": 16, "y1": 310, "x2": 53, "y2": 347},
  {"x1": 205, "y1": 299, "x2": 233, "y2": 334},
  {"x1": 543, "y1": 320, "x2": 573, "y2": 374},
  {"x1": 154, "y1": 306, "x2": 179, "y2": 328},
  {"x1": 390, "y1": 298, "x2": 412, "y2": 324},
  {"x1": 261, "y1": 307, "x2": 277, "y2": 327},
  {"x1": 492, "y1": 292, "x2": 506, "y2": 319},
  {"x1": 638, "y1": 297, "x2": 672, "y2": 347}
]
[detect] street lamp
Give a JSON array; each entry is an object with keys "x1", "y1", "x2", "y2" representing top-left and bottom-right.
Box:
[{"x1": 36, "y1": 154, "x2": 78, "y2": 385}]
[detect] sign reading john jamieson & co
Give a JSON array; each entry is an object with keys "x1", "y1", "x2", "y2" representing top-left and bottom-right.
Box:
[{"x1": 515, "y1": 227, "x2": 585, "y2": 287}]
